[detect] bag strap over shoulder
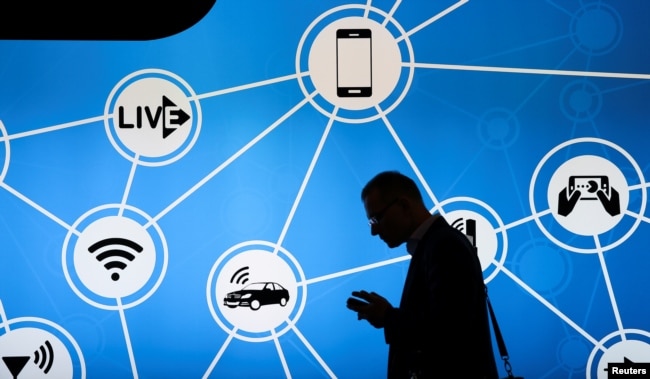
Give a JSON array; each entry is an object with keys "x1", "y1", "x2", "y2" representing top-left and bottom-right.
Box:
[{"x1": 485, "y1": 286, "x2": 519, "y2": 378}]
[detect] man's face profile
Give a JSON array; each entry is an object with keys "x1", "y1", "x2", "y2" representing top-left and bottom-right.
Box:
[{"x1": 363, "y1": 188, "x2": 407, "y2": 248}]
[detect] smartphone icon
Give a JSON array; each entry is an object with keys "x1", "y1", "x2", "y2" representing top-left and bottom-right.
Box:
[
  {"x1": 568, "y1": 175, "x2": 609, "y2": 200},
  {"x1": 336, "y1": 29, "x2": 372, "y2": 97}
]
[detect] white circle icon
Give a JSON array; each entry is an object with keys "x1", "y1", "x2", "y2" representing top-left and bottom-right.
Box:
[
  {"x1": 586, "y1": 330, "x2": 650, "y2": 379},
  {"x1": 208, "y1": 241, "x2": 307, "y2": 342},
  {"x1": 296, "y1": 4, "x2": 415, "y2": 123},
  {"x1": 436, "y1": 197, "x2": 508, "y2": 283},
  {"x1": 446, "y1": 210, "x2": 498, "y2": 272},
  {"x1": 217, "y1": 250, "x2": 297, "y2": 333},
  {"x1": 548, "y1": 155, "x2": 628, "y2": 236},
  {"x1": 0, "y1": 328, "x2": 73, "y2": 378},
  {"x1": 308, "y1": 16, "x2": 401, "y2": 111},
  {"x1": 530, "y1": 137, "x2": 646, "y2": 253},
  {"x1": 0, "y1": 119, "x2": 8, "y2": 182},
  {"x1": 105, "y1": 69, "x2": 201, "y2": 166},
  {"x1": 596, "y1": 340, "x2": 650, "y2": 378},
  {"x1": 73, "y1": 216, "x2": 156, "y2": 299}
]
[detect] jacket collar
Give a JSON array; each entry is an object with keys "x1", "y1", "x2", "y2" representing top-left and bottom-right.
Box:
[{"x1": 406, "y1": 213, "x2": 440, "y2": 255}]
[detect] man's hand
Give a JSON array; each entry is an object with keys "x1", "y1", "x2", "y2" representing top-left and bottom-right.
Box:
[
  {"x1": 558, "y1": 187, "x2": 581, "y2": 216},
  {"x1": 346, "y1": 290, "x2": 392, "y2": 328}
]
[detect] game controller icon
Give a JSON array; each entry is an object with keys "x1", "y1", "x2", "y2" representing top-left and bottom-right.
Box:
[{"x1": 558, "y1": 175, "x2": 620, "y2": 217}]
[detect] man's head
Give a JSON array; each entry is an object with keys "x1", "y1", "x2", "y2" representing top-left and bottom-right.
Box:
[{"x1": 361, "y1": 171, "x2": 430, "y2": 248}]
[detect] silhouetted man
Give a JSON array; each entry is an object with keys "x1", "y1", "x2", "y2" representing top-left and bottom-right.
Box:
[{"x1": 347, "y1": 171, "x2": 498, "y2": 378}]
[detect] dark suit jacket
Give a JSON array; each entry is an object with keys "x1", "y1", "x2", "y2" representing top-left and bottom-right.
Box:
[{"x1": 383, "y1": 216, "x2": 498, "y2": 378}]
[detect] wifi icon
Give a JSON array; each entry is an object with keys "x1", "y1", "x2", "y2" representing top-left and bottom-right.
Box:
[
  {"x1": 230, "y1": 266, "x2": 250, "y2": 285},
  {"x1": 88, "y1": 237, "x2": 143, "y2": 281}
]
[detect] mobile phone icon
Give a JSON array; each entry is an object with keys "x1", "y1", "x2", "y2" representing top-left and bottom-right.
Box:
[
  {"x1": 568, "y1": 175, "x2": 609, "y2": 200},
  {"x1": 336, "y1": 29, "x2": 372, "y2": 97}
]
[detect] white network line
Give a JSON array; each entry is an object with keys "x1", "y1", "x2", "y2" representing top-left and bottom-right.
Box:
[
  {"x1": 410, "y1": 62, "x2": 650, "y2": 80},
  {"x1": 300, "y1": 255, "x2": 411, "y2": 286},
  {"x1": 497, "y1": 263, "x2": 603, "y2": 351},
  {"x1": 116, "y1": 297, "x2": 139, "y2": 379},
  {"x1": 494, "y1": 209, "x2": 553, "y2": 234},
  {"x1": 396, "y1": 0, "x2": 469, "y2": 43},
  {"x1": 202, "y1": 329, "x2": 237, "y2": 379},
  {"x1": 119, "y1": 154, "x2": 140, "y2": 217},
  {"x1": 0, "y1": 72, "x2": 312, "y2": 237},
  {"x1": 274, "y1": 107, "x2": 337, "y2": 255},
  {"x1": 147, "y1": 93, "x2": 315, "y2": 228},
  {"x1": 191, "y1": 72, "x2": 309, "y2": 102},
  {"x1": 0, "y1": 299, "x2": 9, "y2": 333},
  {"x1": 595, "y1": 238, "x2": 626, "y2": 341},
  {"x1": 628, "y1": 182, "x2": 650, "y2": 191},
  {"x1": 0, "y1": 115, "x2": 106, "y2": 142},
  {"x1": 0, "y1": 73, "x2": 306, "y2": 143},
  {"x1": 0, "y1": 181, "x2": 77, "y2": 235},
  {"x1": 363, "y1": 0, "x2": 372, "y2": 18},
  {"x1": 291, "y1": 325, "x2": 336, "y2": 378},
  {"x1": 0, "y1": 0, "x2": 646, "y2": 373},
  {"x1": 272, "y1": 328, "x2": 293, "y2": 379},
  {"x1": 626, "y1": 209, "x2": 650, "y2": 225},
  {"x1": 382, "y1": 0, "x2": 402, "y2": 27},
  {"x1": 376, "y1": 104, "x2": 440, "y2": 212}
]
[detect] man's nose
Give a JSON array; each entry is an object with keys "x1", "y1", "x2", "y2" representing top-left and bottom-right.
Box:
[{"x1": 370, "y1": 223, "x2": 379, "y2": 236}]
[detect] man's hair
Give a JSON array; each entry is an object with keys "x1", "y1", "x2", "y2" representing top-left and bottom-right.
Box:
[{"x1": 361, "y1": 171, "x2": 424, "y2": 204}]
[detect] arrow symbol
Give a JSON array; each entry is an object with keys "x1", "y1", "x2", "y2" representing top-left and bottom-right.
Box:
[{"x1": 162, "y1": 95, "x2": 191, "y2": 139}]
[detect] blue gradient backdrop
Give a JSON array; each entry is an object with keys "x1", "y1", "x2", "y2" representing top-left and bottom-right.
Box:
[{"x1": 1, "y1": 1, "x2": 649, "y2": 378}]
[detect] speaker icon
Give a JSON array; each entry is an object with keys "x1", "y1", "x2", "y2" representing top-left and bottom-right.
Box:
[
  {"x1": 2, "y1": 356, "x2": 30, "y2": 379},
  {"x1": 230, "y1": 266, "x2": 250, "y2": 285},
  {"x1": 1, "y1": 340, "x2": 55, "y2": 379},
  {"x1": 88, "y1": 237, "x2": 143, "y2": 281}
]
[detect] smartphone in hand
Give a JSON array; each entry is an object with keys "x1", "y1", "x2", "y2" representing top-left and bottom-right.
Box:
[{"x1": 346, "y1": 292, "x2": 369, "y2": 312}]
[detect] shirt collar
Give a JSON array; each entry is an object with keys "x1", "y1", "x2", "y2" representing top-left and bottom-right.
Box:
[{"x1": 406, "y1": 213, "x2": 440, "y2": 255}]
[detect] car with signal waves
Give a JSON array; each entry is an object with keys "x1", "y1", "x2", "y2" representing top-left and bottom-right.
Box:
[{"x1": 224, "y1": 282, "x2": 289, "y2": 310}]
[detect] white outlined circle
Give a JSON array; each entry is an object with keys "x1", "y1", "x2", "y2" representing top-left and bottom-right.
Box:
[
  {"x1": 0, "y1": 317, "x2": 86, "y2": 379},
  {"x1": 0, "y1": 120, "x2": 9, "y2": 182},
  {"x1": 217, "y1": 250, "x2": 297, "y2": 333},
  {"x1": 308, "y1": 17, "x2": 401, "y2": 110},
  {"x1": 62, "y1": 204, "x2": 168, "y2": 310},
  {"x1": 586, "y1": 329, "x2": 650, "y2": 379},
  {"x1": 529, "y1": 138, "x2": 646, "y2": 253},
  {"x1": 296, "y1": 4, "x2": 415, "y2": 124},
  {"x1": 73, "y1": 216, "x2": 156, "y2": 298},
  {"x1": 547, "y1": 155, "x2": 629, "y2": 236},
  {"x1": 104, "y1": 69, "x2": 202, "y2": 167},
  {"x1": 207, "y1": 240, "x2": 307, "y2": 343},
  {"x1": 435, "y1": 197, "x2": 508, "y2": 283}
]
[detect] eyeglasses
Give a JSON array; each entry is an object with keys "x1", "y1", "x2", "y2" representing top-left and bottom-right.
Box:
[{"x1": 368, "y1": 198, "x2": 399, "y2": 226}]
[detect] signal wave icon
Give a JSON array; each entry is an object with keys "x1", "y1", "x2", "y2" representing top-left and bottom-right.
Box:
[
  {"x1": 33, "y1": 340, "x2": 54, "y2": 374},
  {"x1": 88, "y1": 237, "x2": 143, "y2": 281},
  {"x1": 230, "y1": 266, "x2": 250, "y2": 285},
  {"x1": 451, "y1": 217, "x2": 477, "y2": 247}
]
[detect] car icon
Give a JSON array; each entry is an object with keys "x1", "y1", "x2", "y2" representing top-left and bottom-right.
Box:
[{"x1": 224, "y1": 282, "x2": 290, "y2": 310}]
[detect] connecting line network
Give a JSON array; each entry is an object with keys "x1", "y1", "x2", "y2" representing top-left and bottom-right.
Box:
[{"x1": 1, "y1": 0, "x2": 650, "y2": 378}]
